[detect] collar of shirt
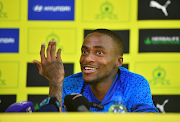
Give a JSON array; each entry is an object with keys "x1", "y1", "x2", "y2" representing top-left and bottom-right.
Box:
[{"x1": 87, "y1": 72, "x2": 119, "y2": 105}]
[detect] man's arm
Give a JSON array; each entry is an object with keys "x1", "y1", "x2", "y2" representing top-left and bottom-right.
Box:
[{"x1": 33, "y1": 40, "x2": 64, "y2": 110}]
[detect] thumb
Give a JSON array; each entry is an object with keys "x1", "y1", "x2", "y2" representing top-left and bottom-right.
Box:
[{"x1": 33, "y1": 60, "x2": 43, "y2": 75}]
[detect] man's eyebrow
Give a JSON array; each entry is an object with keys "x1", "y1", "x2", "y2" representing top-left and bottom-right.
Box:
[
  {"x1": 81, "y1": 45, "x2": 106, "y2": 50},
  {"x1": 94, "y1": 46, "x2": 106, "y2": 50},
  {"x1": 81, "y1": 45, "x2": 88, "y2": 49}
]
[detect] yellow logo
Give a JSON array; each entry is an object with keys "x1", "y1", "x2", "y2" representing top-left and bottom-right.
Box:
[
  {"x1": 28, "y1": 28, "x2": 76, "y2": 55},
  {"x1": 82, "y1": 0, "x2": 130, "y2": 22},
  {"x1": 0, "y1": 62, "x2": 19, "y2": 88},
  {"x1": 0, "y1": 0, "x2": 20, "y2": 21},
  {"x1": 0, "y1": 1, "x2": 7, "y2": 18},
  {"x1": 96, "y1": 2, "x2": 117, "y2": 20}
]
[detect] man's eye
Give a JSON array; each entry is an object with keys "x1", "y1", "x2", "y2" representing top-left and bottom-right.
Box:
[
  {"x1": 82, "y1": 50, "x2": 88, "y2": 54},
  {"x1": 97, "y1": 51, "x2": 103, "y2": 55}
]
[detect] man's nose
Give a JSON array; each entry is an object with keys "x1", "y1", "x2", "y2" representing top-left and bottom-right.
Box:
[{"x1": 84, "y1": 53, "x2": 95, "y2": 62}]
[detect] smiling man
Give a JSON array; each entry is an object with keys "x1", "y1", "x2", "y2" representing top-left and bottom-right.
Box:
[{"x1": 33, "y1": 29, "x2": 158, "y2": 113}]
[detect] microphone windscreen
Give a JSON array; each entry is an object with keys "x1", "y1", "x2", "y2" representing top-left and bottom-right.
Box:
[
  {"x1": 64, "y1": 94, "x2": 90, "y2": 111},
  {"x1": 38, "y1": 97, "x2": 60, "y2": 112},
  {"x1": 5, "y1": 101, "x2": 34, "y2": 113}
]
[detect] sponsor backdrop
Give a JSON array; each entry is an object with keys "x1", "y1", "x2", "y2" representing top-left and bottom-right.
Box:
[{"x1": 0, "y1": 0, "x2": 180, "y2": 113}]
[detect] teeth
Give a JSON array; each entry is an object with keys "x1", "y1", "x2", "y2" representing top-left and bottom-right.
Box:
[{"x1": 85, "y1": 67, "x2": 96, "y2": 70}]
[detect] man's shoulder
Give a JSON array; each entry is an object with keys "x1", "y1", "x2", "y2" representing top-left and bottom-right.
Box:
[
  {"x1": 63, "y1": 72, "x2": 84, "y2": 95},
  {"x1": 64, "y1": 72, "x2": 83, "y2": 79},
  {"x1": 120, "y1": 67, "x2": 146, "y2": 80},
  {"x1": 64, "y1": 72, "x2": 84, "y2": 84}
]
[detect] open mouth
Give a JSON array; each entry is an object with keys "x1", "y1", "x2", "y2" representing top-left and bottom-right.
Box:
[{"x1": 83, "y1": 66, "x2": 97, "y2": 73}]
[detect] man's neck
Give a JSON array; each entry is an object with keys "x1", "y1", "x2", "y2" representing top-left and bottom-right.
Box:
[{"x1": 89, "y1": 74, "x2": 117, "y2": 101}]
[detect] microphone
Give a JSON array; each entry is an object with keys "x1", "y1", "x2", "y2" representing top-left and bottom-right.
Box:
[
  {"x1": 38, "y1": 97, "x2": 60, "y2": 112},
  {"x1": 5, "y1": 101, "x2": 34, "y2": 113},
  {"x1": 64, "y1": 94, "x2": 90, "y2": 112}
]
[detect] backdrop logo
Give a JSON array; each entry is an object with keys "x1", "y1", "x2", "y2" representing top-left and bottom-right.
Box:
[
  {"x1": 33, "y1": 5, "x2": 43, "y2": 12},
  {"x1": 150, "y1": 0, "x2": 171, "y2": 16},
  {"x1": 33, "y1": 5, "x2": 71, "y2": 12},
  {"x1": 139, "y1": 29, "x2": 180, "y2": 52},
  {"x1": 0, "y1": 1, "x2": 7, "y2": 18},
  {"x1": 34, "y1": 103, "x2": 39, "y2": 111},
  {"x1": 96, "y1": 2, "x2": 117, "y2": 19},
  {"x1": 46, "y1": 33, "x2": 63, "y2": 51},
  {"x1": 0, "y1": 29, "x2": 19, "y2": 53},
  {"x1": 149, "y1": 66, "x2": 170, "y2": 85},
  {"x1": 28, "y1": 0, "x2": 74, "y2": 20},
  {"x1": 138, "y1": 0, "x2": 180, "y2": 20},
  {"x1": 144, "y1": 36, "x2": 179, "y2": 45},
  {"x1": 0, "y1": 70, "x2": 5, "y2": 85},
  {"x1": 156, "y1": 99, "x2": 169, "y2": 113}
]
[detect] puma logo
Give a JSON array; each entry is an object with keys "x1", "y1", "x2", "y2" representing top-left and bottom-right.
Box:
[
  {"x1": 150, "y1": 0, "x2": 171, "y2": 16},
  {"x1": 156, "y1": 99, "x2": 169, "y2": 113}
]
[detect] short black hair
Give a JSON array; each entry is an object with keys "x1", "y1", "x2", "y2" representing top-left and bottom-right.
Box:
[{"x1": 88, "y1": 29, "x2": 124, "y2": 56}]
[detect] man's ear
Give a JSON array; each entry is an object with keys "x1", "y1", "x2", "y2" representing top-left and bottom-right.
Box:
[{"x1": 116, "y1": 56, "x2": 123, "y2": 67}]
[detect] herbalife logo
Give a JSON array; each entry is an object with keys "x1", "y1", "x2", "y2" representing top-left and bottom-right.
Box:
[
  {"x1": 149, "y1": 66, "x2": 170, "y2": 85},
  {"x1": 34, "y1": 103, "x2": 39, "y2": 111},
  {"x1": 150, "y1": 0, "x2": 171, "y2": 16},
  {"x1": 0, "y1": 1, "x2": 7, "y2": 18},
  {"x1": 0, "y1": 38, "x2": 15, "y2": 44},
  {"x1": 96, "y1": 2, "x2": 117, "y2": 19},
  {"x1": 144, "y1": 36, "x2": 180, "y2": 45},
  {"x1": 33, "y1": 5, "x2": 71, "y2": 12},
  {"x1": 46, "y1": 33, "x2": 63, "y2": 50},
  {"x1": 0, "y1": 70, "x2": 5, "y2": 85},
  {"x1": 156, "y1": 99, "x2": 168, "y2": 113}
]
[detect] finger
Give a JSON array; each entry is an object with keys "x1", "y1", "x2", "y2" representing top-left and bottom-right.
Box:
[
  {"x1": 51, "y1": 40, "x2": 56, "y2": 61},
  {"x1": 40, "y1": 43, "x2": 46, "y2": 64},
  {"x1": 33, "y1": 60, "x2": 43, "y2": 75},
  {"x1": 57, "y1": 48, "x2": 62, "y2": 61},
  {"x1": 71, "y1": 93, "x2": 79, "y2": 95},
  {"x1": 47, "y1": 40, "x2": 52, "y2": 63},
  {"x1": 72, "y1": 94, "x2": 82, "y2": 100}
]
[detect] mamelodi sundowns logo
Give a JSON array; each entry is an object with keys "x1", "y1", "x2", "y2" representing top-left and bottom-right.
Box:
[
  {"x1": 134, "y1": 62, "x2": 180, "y2": 90},
  {"x1": 0, "y1": 0, "x2": 20, "y2": 21},
  {"x1": 82, "y1": 0, "x2": 130, "y2": 22},
  {"x1": 0, "y1": 62, "x2": 19, "y2": 88},
  {"x1": 28, "y1": 28, "x2": 77, "y2": 55}
]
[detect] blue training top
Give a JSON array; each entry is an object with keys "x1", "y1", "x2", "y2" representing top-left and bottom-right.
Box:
[{"x1": 62, "y1": 67, "x2": 159, "y2": 113}]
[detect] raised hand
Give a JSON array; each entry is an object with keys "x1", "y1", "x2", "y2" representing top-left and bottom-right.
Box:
[{"x1": 33, "y1": 40, "x2": 64, "y2": 110}]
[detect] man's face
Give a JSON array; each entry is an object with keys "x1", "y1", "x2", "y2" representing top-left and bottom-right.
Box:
[{"x1": 80, "y1": 32, "x2": 118, "y2": 84}]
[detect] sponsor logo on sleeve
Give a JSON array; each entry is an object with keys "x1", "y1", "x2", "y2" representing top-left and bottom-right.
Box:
[
  {"x1": 0, "y1": 29, "x2": 19, "y2": 53},
  {"x1": 28, "y1": 0, "x2": 74, "y2": 20}
]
